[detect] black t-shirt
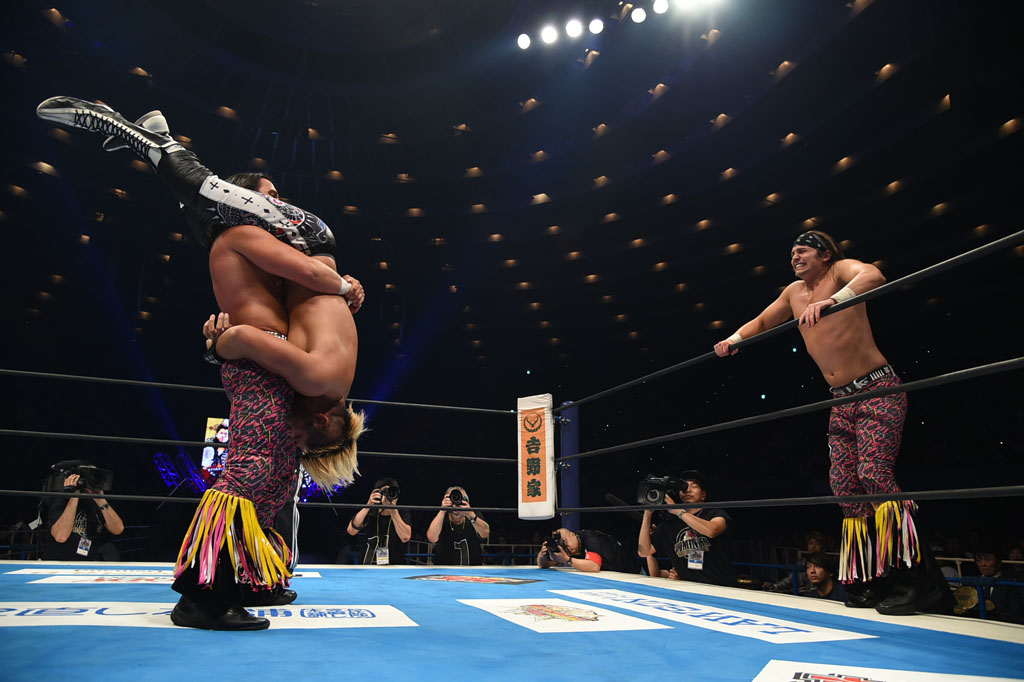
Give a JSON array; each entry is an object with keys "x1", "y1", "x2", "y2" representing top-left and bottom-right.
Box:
[
  {"x1": 351, "y1": 510, "x2": 411, "y2": 565},
  {"x1": 651, "y1": 508, "x2": 736, "y2": 586},
  {"x1": 578, "y1": 529, "x2": 637, "y2": 573},
  {"x1": 43, "y1": 498, "x2": 110, "y2": 561},
  {"x1": 433, "y1": 516, "x2": 484, "y2": 566}
]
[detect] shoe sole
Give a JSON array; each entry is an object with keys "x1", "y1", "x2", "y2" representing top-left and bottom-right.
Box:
[
  {"x1": 171, "y1": 609, "x2": 270, "y2": 631},
  {"x1": 875, "y1": 589, "x2": 944, "y2": 616}
]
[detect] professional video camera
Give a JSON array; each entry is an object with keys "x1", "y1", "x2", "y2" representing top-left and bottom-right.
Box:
[
  {"x1": 636, "y1": 474, "x2": 687, "y2": 506},
  {"x1": 48, "y1": 460, "x2": 114, "y2": 492},
  {"x1": 543, "y1": 532, "x2": 569, "y2": 561},
  {"x1": 378, "y1": 484, "x2": 400, "y2": 501}
]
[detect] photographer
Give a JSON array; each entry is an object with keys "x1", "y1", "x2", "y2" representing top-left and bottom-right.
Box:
[
  {"x1": 637, "y1": 471, "x2": 736, "y2": 587},
  {"x1": 537, "y1": 528, "x2": 636, "y2": 573},
  {"x1": 45, "y1": 464, "x2": 124, "y2": 561},
  {"x1": 346, "y1": 477, "x2": 412, "y2": 565},
  {"x1": 426, "y1": 486, "x2": 490, "y2": 565}
]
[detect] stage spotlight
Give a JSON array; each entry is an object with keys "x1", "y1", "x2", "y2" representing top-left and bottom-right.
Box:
[
  {"x1": 589, "y1": 18, "x2": 604, "y2": 34},
  {"x1": 653, "y1": 0, "x2": 669, "y2": 13},
  {"x1": 517, "y1": 33, "x2": 531, "y2": 49},
  {"x1": 631, "y1": 7, "x2": 647, "y2": 22},
  {"x1": 541, "y1": 25, "x2": 558, "y2": 44},
  {"x1": 566, "y1": 19, "x2": 583, "y2": 38},
  {"x1": 675, "y1": 0, "x2": 698, "y2": 9}
]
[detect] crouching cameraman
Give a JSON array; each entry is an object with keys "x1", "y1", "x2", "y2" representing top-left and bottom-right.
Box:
[
  {"x1": 636, "y1": 471, "x2": 735, "y2": 587},
  {"x1": 426, "y1": 486, "x2": 490, "y2": 565},
  {"x1": 537, "y1": 528, "x2": 636, "y2": 573},
  {"x1": 44, "y1": 461, "x2": 124, "y2": 560}
]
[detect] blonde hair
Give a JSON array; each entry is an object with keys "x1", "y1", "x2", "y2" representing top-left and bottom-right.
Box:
[{"x1": 301, "y1": 406, "x2": 366, "y2": 488}]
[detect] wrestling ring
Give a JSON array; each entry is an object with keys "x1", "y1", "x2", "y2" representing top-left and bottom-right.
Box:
[{"x1": 0, "y1": 230, "x2": 1022, "y2": 681}]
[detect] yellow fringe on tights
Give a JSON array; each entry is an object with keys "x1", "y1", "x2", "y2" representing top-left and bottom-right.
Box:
[
  {"x1": 173, "y1": 489, "x2": 292, "y2": 590},
  {"x1": 839, "y1": 516, "x2": 872, "y2": 583},
  {"x1": 875, "y1": 500, "x2": 921, "y2": 575}
]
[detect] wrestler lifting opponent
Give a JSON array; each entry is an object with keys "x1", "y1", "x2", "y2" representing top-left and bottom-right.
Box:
[
  {"x1": 714, "y1": 230, "x2": 951, "y2": 615},
  {"x1": 36, "y1": 98, "x2": 366, "y2": 629}
]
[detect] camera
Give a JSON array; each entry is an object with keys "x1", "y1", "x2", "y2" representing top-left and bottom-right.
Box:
[
  {"x1": 448, "y1": 488, "x2": 464, "y2": 505},
  {"x1": 544, "y1": 532, "x2": 569, "y2": 561},
  {"x1": 50, "y1": 460, "x2": 114, "y2": 492},
  {"x1": 378, "y1": 485, "x2": 400, "y2": 501},
  {"x1": 636, "y1": 474, "x2": 686, "y2": 506}
]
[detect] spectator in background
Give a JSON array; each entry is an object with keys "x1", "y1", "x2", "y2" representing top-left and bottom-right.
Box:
[
  {"x1": 804, "y1": 552, "x2": 848, "y2": 602},
  {"x1": 971, "y1": 548, "x2": 1024, "y2": 624},
  {"x1": 763, "y1": 530, "x2": 826, "y2": 593},
  {"x1": 346, "y1": 478, "x2": 412, "y2": 565},
  {"x1": 426, "y1": 486, "x2": 490, "y2": 566},
  {"x1": 1004, "y1": 546, "x2": 1024, "y2": 582}
]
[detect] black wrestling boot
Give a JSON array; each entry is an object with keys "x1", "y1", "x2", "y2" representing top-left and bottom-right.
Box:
[
  {"x1": 102, "y1": 110, "x2": 168, "y2": 152},
  {"x1": 241, "y1": 587, "x2": 297, "y2": 607},
  {"x1": 844, "y1": 576, "x2": 890, "y2": 608},
  {"x1": 875, "y1": 562, "x2": 954, "y2": 616},
  {"x1": 36, "y1": 97, "x2": 184, "y2": 167},
  {"x1": 170, "y1": 594, "x2": 270, "y2": 631}
]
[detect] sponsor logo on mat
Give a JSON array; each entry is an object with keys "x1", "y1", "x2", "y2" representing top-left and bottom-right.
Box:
[
  {"x1": 754, "y1": 660, "x2": 1023, "y2": 682},
  {"x1": 550, "y1": 589, "x2": 874, "y2": 644},
  {"x1": 458, "y1": 598, "x2": 671, "y2": 633},
  {"x1": 0, "y1": 602, "x2": 416, "y2": 629},
  {"x1": 404, "y1": 575, "x2": 541, "y2": 584}
]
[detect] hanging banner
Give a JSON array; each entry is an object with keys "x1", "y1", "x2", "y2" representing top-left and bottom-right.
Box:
[{"x1": 517, "y1": 393, "x2": 556, "y2": 520}]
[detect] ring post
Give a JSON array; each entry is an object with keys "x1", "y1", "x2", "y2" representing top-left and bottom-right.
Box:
[{"x1": 559, "y1": 402, "x2": 581, "y2": 532}]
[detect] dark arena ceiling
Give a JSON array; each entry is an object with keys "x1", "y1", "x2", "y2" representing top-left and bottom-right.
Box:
[{"x1": 1, "y1": 0, "x2": 1022, "y2": 537}]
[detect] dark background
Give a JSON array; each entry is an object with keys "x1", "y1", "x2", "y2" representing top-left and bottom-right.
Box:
[{"x1": 1, "y1": 0, "x2": 1021, "y2": 562}]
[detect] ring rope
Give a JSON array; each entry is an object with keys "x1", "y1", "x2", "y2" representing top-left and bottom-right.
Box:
[
  {"x1": 8, "y1": 485, "x2": 1021, "y2": 513},
  {"x1": 554, "y1": 485, "x2": 1024, "y2": 514},
  {"x1": 0, "y1": 489, "x2": 516, "y2": 513},
  {"x1": 0, "y1": 427, "x2": 514, "y2": 465},
  {"x1": 0, "y1": 368, "x2": 514, "y2": 416},
  {"x1": 554, "y1": 228, "x2": 1024, "y2": 413},
  {"x1": 558, "y1": 356, "x2": 1024, "y2": 462}
]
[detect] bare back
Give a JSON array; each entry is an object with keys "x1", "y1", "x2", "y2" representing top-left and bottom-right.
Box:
[
  {"x1": 208, "y1": 226, "x2": 289, "y2": 335},
  {"x1": 284, "y1": 256, "x2": 357, "y2": 400},
  {"x1": 788, "y1": 268, "x2": 888, "y2": 387}
]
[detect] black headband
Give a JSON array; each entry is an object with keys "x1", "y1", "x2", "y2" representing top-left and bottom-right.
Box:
[{"x1": 793, "y1": 232, "x2": 830, "y2": 252}]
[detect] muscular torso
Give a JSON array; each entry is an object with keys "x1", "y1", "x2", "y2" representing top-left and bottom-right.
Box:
[
  {"x1": 789, "y1": 269, "x2": 888, "y2": 387},
  {"x1": 284, "y1": 255, "x2": 357, "y2": 399},
  {"x1": 208, "y1": 228, "x2": 288, "y2": 335}
]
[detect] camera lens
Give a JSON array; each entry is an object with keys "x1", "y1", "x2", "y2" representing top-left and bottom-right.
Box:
[
  {"x1": 449, "y1": 489, "x2": 463, "y2": 505},
  {"x1": 383, "y1": 486, "x2": 400, "y2": 500},
  {"x1": 645, "y1": 488, "x2": 663, "y2": 504}
]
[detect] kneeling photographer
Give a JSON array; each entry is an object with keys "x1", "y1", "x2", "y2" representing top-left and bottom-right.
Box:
[
  {"x1": 636, "y1": 471, "x2": 736, "y2": 587},
  {"x1": 426, "y1": 486, "x2": 490, "y2": 565},
  {"x1": 346, "y1": 477, "x2": 412, "y2": 565},
  {"x1": 537, "y1": 527, "x2": 636, "y2": 573},
  {"x1": 43, "y1": 461, "x2": 124, "y2": 560}
]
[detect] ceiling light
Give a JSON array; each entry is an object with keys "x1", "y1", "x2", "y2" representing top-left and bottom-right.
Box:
[
  {"x1": 653, "y1": 0, "x2": 669, "y2": 14},
  {"x1": 541, "y1": 26, "x2": 558, "y2": 44},
  {"x1": 589, "y1": 18, "x2": 604, "y2": 34},
  {"x1": 517, "y1": 33, "x2": 531, "y2": 49},
  {"x1": 631, "y1": 8, "x2": 647, "y2": 22},
  {"x1": 566, "y1": 19, "x2": 583, "y2": 38}
]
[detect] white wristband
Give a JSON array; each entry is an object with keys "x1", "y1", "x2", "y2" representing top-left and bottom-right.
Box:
[
  {"x1": 726, "y1": 332, "x2": 742, "y2": 345},
  {"x1": 831, "y1": 285, "x2": 855, "y2": 305},
  {"x1": 338, "y1": 279, "x2": 352, "y2": 296}
]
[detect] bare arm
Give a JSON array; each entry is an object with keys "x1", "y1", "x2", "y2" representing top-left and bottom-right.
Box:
[
  {"x1": 94, "y1": 496, "x2": 124, "y2": 535},
  {"x1": 679, "y1": 511, "x2": 728, "y2": 538},
  {"x1": 425, "y1": 510, "x2": 446, "y2": 543},
  {"x1": 832, "y1": 259, "x2": 886, "y2": 297},
  {"x1": 216, "y1": 324, "x2": 335, "y2": 396},
  {"x1": 50, "y1": 498, "x2": 78, "y2": 543},
  {"x1": 569, "y1": 557, "x2": 602, "y2": 573},
  {"x1": 230, "y1": 226, "x2": 345, "y2": 295},
  {"x1": 386, "y1": 509, "x2": 413, "y2": 543},
  {"x1": 715, "y1": 286, "x2": 794, "y2": 356},
  {"x1": 638, "y1": 510, "x2": 657, "y2": 557}
]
